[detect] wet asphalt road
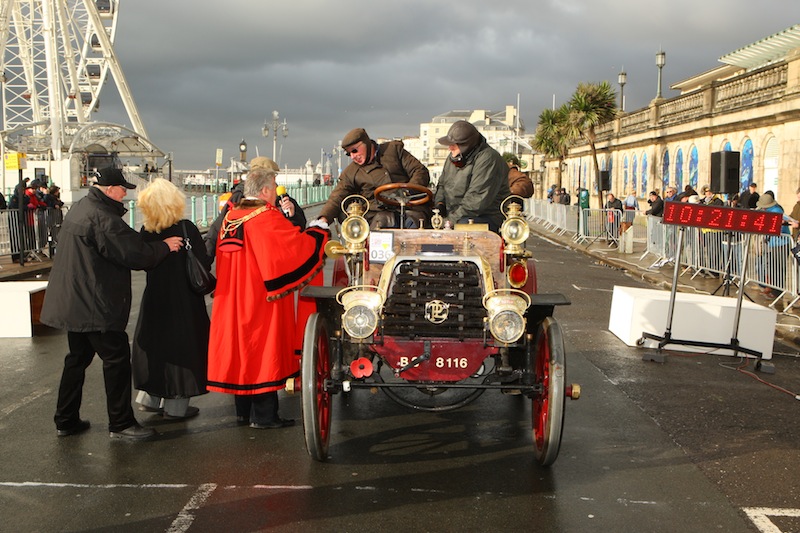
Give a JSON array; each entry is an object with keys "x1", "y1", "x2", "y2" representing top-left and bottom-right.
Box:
[{"x1": 0, "y1": 227, "x2": 799, "y2": 532}]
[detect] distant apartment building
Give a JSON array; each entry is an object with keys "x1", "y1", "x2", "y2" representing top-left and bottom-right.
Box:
[{"x1": 401, "y1": 106, "x2": 532, "y2": 184}]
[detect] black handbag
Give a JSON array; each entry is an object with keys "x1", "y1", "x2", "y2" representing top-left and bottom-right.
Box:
[{"x1": 181, "y1": 221, "x2": 216, "y2": 295}]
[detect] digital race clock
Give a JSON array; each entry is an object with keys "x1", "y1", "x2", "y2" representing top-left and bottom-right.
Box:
[{"x1": 662, "y1": 201, "x2": 783, "y2": 236}]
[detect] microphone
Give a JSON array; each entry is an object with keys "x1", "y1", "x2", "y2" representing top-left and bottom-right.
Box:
[{"x1": 276, "y1": 185, "x2": 291, "y2": 218}]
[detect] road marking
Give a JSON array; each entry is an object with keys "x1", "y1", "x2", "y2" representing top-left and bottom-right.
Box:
[
  {"x1": 0, "y1": 388, "x2": 51, "y2": 418},
  {"x1": 571, "y1": 284, "x2": 613, "y2": 292},
  {"x1": 0, "y1": 481, "x2": 189, "y2": 488},
  {"x1": 167, "y1": 483, "x2": 217, "y2": 533},
  {"x1": 743, "y1": 507, "x2": 800, "y2": 533}
]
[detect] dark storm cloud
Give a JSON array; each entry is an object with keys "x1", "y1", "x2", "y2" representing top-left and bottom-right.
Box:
[{"x1": 97, "y1": 0, "x2": 796, "y2": 170}]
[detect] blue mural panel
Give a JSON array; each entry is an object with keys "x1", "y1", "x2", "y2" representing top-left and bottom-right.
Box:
[
  {"x1": 689, "y1": 146, "x2": 699, "y2": 189},
  {"x1": 675, "y1": 148, "x2": 684, "y2": 191},
  {"x1": 623, "y1": 155, "x2": 629, "y2": 193},
  {"x1": 662, "y1": 149, "x2": 670, "y2": 191},
  {"x1": 741, "y1": 139, "x2": 754, "y2": 191},
  {"x1": 641, "y1": 152, "x2": 648, "y2": 195}
]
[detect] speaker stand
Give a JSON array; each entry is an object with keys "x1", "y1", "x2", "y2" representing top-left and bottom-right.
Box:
[{"x1": 711, "y1": 231, "x2": 753, "y2": 301}]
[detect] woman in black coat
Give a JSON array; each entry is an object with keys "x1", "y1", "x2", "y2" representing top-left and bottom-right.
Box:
[{"x1": 132, "y1": 178, "x2": 211, "y2": 419}]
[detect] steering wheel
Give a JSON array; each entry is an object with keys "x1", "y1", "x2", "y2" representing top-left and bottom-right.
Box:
[{"x1": 374, "y1": 183, "x2": 433, "y2": 208}]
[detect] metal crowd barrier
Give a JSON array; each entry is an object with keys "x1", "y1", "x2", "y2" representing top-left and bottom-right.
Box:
[
  {"x1": 575, "y1": 208, "x2": 622, "y2": 246},
  {"x1": 641, "y1": 216, "x2": 798, "y2": 309},
  {"x1": 0, "y1": 207, "x2": 65, "y2": 262},
  {"x1": 529, "y1": 201, "x2": 800, "y2": 312}
]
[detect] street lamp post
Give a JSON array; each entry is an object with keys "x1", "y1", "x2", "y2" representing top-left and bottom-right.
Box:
[
  {"x1": 235, "y1": 139, "x2": 246, "y2": 191},
  {"x1": 261, "y1": 110, "x2": 288, "y2": 163},
  {"x1": 655, "y1": 49, "x2": 666, "y2": 99},
  {"x1": 618, "y1": 69, "x2": 627, "y2": 111}
]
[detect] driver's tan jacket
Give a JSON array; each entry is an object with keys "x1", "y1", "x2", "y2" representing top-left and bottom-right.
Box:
[{"x1": 320, "y1": 140, "x2": 430, "y2": 223}]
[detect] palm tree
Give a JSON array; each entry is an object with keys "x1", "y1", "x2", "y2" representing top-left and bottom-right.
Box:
[
  {"x1": 568, "y1": 81, "x2": 618, "y2": 202},
  {"x1": 532, "y1": 104, "x2": 573, "y2": 189}
]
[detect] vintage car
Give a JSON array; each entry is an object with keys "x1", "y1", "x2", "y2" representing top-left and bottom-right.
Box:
[{"x1": 295, "y1": 183, "x2": 580, "y2": 466}]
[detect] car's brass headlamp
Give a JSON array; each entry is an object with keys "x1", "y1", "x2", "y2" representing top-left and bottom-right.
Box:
[
  {"x1": 500, "y1": 199, "x2": 530, "y2": 254},
  {"x1": 337, "y1": 286, "x2": 385, "y2": 339},
  {"x1": 482, "y1": 289, "x2": 531, "y2": 344}
]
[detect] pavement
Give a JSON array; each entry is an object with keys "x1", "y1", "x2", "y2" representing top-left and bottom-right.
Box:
[{"x1": 0, "y1": 252, "x2": 52, "y2": 281}]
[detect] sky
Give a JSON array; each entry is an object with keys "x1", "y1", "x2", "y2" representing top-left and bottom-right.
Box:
[{"x1": 93, "y1": 1, "x2": 798, "y2": 172}]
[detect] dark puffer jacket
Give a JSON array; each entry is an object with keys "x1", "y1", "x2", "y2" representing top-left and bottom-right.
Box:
[{"x1": 40, "y1": 187, "x2": 170, "y2": 332}]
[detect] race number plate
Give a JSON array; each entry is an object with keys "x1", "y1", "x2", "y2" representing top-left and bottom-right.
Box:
[{"x1": 369, "y1": 231, "x2": 395, "y2": 263}]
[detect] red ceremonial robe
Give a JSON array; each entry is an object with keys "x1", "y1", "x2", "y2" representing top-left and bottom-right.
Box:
[{"x1": 207, "y1": 203, "x2": 328, "y2": 395}]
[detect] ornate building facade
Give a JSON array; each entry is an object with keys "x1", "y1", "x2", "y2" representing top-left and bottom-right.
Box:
[{"x1": 553, "y1": 25, "x2": 800, "y2": 209}]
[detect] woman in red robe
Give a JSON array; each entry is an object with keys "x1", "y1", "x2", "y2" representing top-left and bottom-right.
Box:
[{"x1": 207, "y1": 168, "x2": 328, "y2": 428}]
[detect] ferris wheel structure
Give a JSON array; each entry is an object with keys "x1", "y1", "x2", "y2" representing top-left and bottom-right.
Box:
[{"x1": 0, "y1": 0, "x2": 158, "y2": 164}]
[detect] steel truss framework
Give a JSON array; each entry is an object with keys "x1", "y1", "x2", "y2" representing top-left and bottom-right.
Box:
[{"x1": 0, "y1": 0, "x2": 158, "y2": 161}]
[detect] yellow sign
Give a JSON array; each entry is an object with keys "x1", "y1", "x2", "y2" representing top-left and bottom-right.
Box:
[{"x1": 4, "y1": 152, "x2": 27, "y2": 170}]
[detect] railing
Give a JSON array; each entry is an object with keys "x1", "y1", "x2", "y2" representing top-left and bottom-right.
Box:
[
  {"x1": 0, "y1": 207, "x2": 64, "y2": 262},
  {"x1": 580, "y1": 61, "x2": 791, "y2": 147},
  {"x1": 0, "y1": 184, "x2": 333, "y2": 264},
  {"x1": 528, "y1": 199, "x2": 800, "y2": 313},
  {"x1": 124, "y1": 183, "x2": 334, "y2": 230}
]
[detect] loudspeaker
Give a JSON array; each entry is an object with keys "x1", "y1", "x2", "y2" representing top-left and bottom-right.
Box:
[
  {"x1": 599, "y1": 170, "x2": 611, "y2": 191},
  {"x1": 710, "y1": 151, "x2": 740, "y2": 194}
]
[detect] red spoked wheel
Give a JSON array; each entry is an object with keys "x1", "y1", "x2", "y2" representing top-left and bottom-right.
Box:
[
  {"x1": 302, "y1": 313, "x2": 332, "y2": 461},
  {"x1": 532, "y1": 316, "x2": 566, "y2": 466}
]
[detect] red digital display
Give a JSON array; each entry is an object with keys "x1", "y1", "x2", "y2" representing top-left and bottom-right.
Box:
[{"x1": 662, "y1": 201, "x2": 783, "y2": 236}]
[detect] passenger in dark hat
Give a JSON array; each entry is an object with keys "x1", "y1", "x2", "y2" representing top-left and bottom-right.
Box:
[
  {"x1": 317, "y1": 127, "x2": 431, "y2": 229},
  {"x1": 434, "y1": 120, "x2": 510, "y2": 232}
]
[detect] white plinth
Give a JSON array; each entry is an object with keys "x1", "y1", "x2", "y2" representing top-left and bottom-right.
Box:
[
  {"x1": 608, "y1": 285, "x2": 776, "y2": 359},
  {"x1": 0, "y1": 281, "x2": 48, "y2": 337}
]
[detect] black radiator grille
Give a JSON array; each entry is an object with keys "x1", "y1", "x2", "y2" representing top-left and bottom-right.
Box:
[{"x1": 382, "y1": 260, "x2": 486, "y2": 339}]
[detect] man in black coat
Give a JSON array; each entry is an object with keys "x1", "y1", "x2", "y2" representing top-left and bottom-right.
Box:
[
  {"x1": 645, "y1": 191, "x2": 664, "y2": 216},
  {"x1": 41, "y1": 168, "x2": 183, "y2": 441},
  {"x1": 605, "y1": 193, "x2": 624, "y2": 242},
  {"x1": 738, "y1": 182, "x2": 759, "y2": 209}
]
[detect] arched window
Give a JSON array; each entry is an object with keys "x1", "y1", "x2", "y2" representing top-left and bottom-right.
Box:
[
  {"x1": 763, "y1": 137, "x2": 778, "y2": 195},
  {"x1": 632, "y1": 154, "x2": 638, "y2": 195},
  {"x1": 582, "y1": 160, "x2": 588, "y2": 190},
  {"x1": 607, "y1": 156, "x2": 614, "y2": 193},
  {"x1": 641, "y1": 152, "x2": 648, "y2": 195},
  {"x1": 675, "y1": 148, "x2": 684, "y2": 191},
  {"x1": 662, "y1": 149, "x2": 670, "y2": 191},
  {"x1": 689, "y1": 146, "x2": 699, "y2": 189},
  {"x1": 573, "y1": 161, "x2": 579, "y2": 193},
  {"x1": 623, "y1": 155, "x2": 629, "y2": 193}
]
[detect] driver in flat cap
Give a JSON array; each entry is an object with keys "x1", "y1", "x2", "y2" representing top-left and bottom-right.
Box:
[{"x1": 317, "y1": 127, "x2": 431, "y2": 229}]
